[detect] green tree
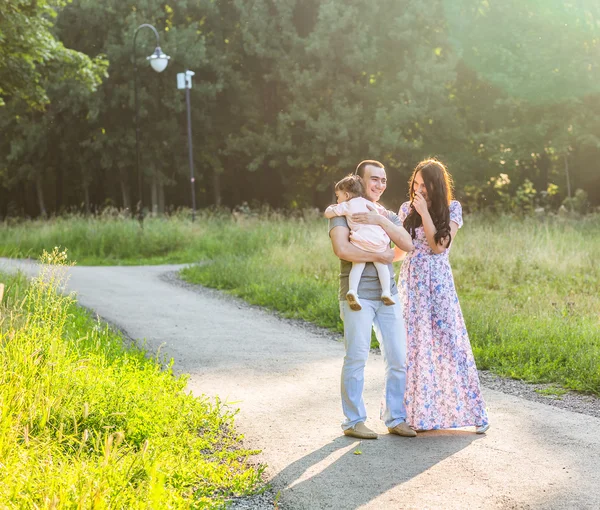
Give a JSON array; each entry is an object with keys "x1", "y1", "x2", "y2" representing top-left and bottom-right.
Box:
[
  {"x1": 2, "y1": 0, "x2": 600, "y2": 217},
  {"x1": 0, "y1": 0, "x2": 106, "y2": 109},
  {"x1": 226, "y1": 0, "x2": 463, "y2": 208},
  {"x1": 449, "y1": 0, "x2": 600, "y2": 208}
]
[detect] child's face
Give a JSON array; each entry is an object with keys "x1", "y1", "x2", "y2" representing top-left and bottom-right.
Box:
[{"x1": 335, "y1": 190, "x2": 352, "y2": 204}]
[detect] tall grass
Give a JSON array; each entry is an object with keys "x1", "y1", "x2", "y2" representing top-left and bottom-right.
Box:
[
  {"x1": 0, "y1": 249, "x2": 263, "y2": 507},
  {"x1": 183, "y1": 217, "x2": 342, "y2": 331},
  {"x1": 453, "y1": 214, "x2": 600, "y2": 392},
  {"x1": 0, "y1": 213, "x2": 208, "y2": 264}
]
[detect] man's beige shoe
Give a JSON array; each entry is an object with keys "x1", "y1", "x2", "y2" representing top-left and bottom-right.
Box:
[
  {"x1": 388, "y1": 422, "x2": 417, "y2": 437},
  {"x1": 343, "y1": 422, "x2": 378, "y2": 439}
]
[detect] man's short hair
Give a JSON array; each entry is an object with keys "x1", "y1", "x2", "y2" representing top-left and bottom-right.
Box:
[{"x1": 355, "y1": 160, "x2": 384, "y2": 178}]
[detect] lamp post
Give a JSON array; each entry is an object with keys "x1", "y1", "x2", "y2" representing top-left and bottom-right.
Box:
[
  {"x1": 177, "y1": 70, "x2": 197, "y2": 221},
  {"x1": 133, "y1": 23, "x2": 169, "y2": 223}
]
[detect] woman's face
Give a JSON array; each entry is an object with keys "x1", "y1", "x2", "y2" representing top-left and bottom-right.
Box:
[{"x1": 413, "y1": 171, "x2": 430, "y2": 204}]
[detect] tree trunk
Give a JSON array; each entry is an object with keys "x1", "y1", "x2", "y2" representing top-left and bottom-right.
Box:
[
  {"x1": 83, "y1": 182, "x2": 90, "y2": 216},
  {"x1": 213, "y1": 171, "x2": 222, "y2": 207},
  {"x1": 55, "y1": 164, "x2": 63, "y2": 213},
  {"x1": 151, "y1": 175, "x2": 158, "y2": 217},
  {"x1": 35, "y1": 175, "x2": 47, "y2": 218},
  {"x1": 158, "y1": 180, "x2": 165, "y2": 215},
  {"x1": 119, "y1": 177, "x2": 131, "y2": 211},
  {"x1": 564, "y1": 154, "x2": 572, "y2": 200}
]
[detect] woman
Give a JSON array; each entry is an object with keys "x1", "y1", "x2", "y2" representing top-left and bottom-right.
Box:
[{"x1": 397, "y1": 159, "x2": 489, "y2": 433}]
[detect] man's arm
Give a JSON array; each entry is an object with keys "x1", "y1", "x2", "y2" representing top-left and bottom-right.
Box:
[
  {"x1": 351, "y1": 210, "x2": 414, "y2": 252},
  {"x1": 378, "y1": 215, "x2": 414, "y2": 252},
  {"x1": 329, "y1": 226, "x2": 394, "y2": 264}
]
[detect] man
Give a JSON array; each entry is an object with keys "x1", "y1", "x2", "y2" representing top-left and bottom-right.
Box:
[{"x1": 329, "y1": 160, "x2": 416, "y2": 439}]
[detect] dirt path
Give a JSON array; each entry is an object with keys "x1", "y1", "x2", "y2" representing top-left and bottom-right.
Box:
[{"x1": 2, "y1": 258, "x2": 599, "y2": 509}]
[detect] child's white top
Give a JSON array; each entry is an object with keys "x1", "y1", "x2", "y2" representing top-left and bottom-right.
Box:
[{"x1": 325, "y1": 197, "x2": 390, "y2": 253}]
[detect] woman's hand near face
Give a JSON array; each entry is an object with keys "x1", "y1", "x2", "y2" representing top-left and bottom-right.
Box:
[{"x1": 412, "y1": 192, "x2": 430, "y2": 218}]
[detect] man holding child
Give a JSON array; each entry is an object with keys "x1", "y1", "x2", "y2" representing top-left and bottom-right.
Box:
[{"x1": 328, "y1": 160, "x2": 416, "y2": 439}]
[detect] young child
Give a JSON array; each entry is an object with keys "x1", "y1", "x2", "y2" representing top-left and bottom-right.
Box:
[{"x1": 324, "y1": 175, "x2": 395, "y2": 311}]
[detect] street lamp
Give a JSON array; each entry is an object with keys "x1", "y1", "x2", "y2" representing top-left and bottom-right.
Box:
[
  {"x1": 177, "y1": 70, "x2": 197, "y2": 221},
  {"x1": 133, "y1": 23, "x2": 170, "y2": 222}
]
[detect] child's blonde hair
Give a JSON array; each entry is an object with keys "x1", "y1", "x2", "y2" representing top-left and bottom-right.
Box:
[{"x1": 335, "y1": 174, "x2": 365, "y2": 198}]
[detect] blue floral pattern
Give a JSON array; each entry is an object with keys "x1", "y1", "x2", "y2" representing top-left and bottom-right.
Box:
[{"x1": 398, "y1": 200, "x2": 488, "y2": 430}]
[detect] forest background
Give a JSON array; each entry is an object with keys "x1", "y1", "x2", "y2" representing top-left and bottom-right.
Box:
[{"x1": 1, "y1": 0, "x2": 599, "y2": 218}]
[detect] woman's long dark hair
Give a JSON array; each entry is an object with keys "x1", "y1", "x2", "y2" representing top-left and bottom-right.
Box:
[{"x1": 403, "y1": 159, "x2": 454, "y2": 246}]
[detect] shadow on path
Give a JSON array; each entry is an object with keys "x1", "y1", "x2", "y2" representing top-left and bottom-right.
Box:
[{"x1": 273, "y1": 430, "x2": 483, "y2": 509}]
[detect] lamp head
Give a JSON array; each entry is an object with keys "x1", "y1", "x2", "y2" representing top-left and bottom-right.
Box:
[{"x1": 147, "y1": 46, "x2": 170, "y2": 73}]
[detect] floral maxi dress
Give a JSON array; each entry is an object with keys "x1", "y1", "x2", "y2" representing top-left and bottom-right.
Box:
[{"x1": 398, "y1": 200, "x2": 488, "y2": 430}]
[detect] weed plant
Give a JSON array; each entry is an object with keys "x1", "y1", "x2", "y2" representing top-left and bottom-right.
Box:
[{"x1": 0, "y1": 249, "x2": 263, "y2": 507}]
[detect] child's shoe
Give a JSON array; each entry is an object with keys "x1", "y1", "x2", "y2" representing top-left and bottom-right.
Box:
[
  {"x1": 381, "y1": 293, "x2": 396, "y2": 306},
  {"x1": 346, "y1": 290, "x2": 362, "y2": 311}
]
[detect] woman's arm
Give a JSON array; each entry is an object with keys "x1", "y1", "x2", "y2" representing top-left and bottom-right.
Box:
[
  {"x1": 393, "y1": 245, "x2": 407, "y2": 262},
  {"x1": 330, "y1": 226, "x2": 395, "y2": 264},
  {"x1": 421, "y1": 214, "x2": 459, "y2": 254},
  {"x1": 413, "y1": 193, "x2": 458, "y2": 254}
]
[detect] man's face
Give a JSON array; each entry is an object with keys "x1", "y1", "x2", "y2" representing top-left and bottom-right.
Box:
[{"x1": 361, "y1": 165, "x2": 387, "y2": 202}]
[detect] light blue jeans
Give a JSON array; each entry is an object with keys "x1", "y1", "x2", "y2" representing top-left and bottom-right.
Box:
[{"x1": 339, "y1": 299, "x2": 408, "y2": 430}]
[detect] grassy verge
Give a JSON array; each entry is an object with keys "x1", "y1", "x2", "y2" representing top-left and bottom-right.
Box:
[
  {"x1": 0, "y1": 249, "x2": 263, "y2": 507},
  {"x1": 183, "y1": 217, "x2": 343, "y2": 332},
  {"x1": 181, "y1": 214, "x2": 600, "y2": 395},
  {"x1": 453, "y1": 214, "x2": 600, "y2": 393},
  {"x1": 0, "y1": 213, "x2": 207, "y2": 265},
  {"x1": 0, "y1": 210, "x2": 306, "y2": 266}
]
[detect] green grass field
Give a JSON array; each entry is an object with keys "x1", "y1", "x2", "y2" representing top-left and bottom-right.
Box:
[
  {"x1": 0, "y1": 249, "x2": 263, "y2": 507},
  {"x1": 1, "y1": 212, "x2": 599, "y2": 395},
  {"x1": 178, "y1": 213, "x2": 600, "y2": 395}
]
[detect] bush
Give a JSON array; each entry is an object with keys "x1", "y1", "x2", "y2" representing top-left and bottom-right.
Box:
[{"x1": 562, "y1": 189, "x2": 589, "y2": 215}]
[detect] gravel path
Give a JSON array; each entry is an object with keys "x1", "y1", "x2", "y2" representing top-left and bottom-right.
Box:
[{"x1": 2, "y1": 258, "x2": 600, "y2": 510}]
